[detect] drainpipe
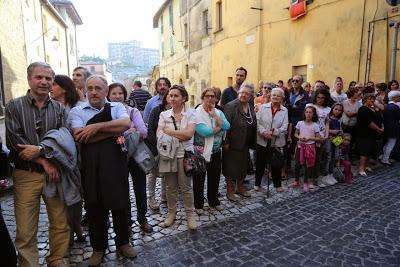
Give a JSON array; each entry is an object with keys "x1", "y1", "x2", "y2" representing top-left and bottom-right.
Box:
[
  {"x1": 257, "y1": 0, "x2": 263, "y2": 83},
  {"x1": 390, "y1": 21, "x2": 400, "y2": 80},
  {"x1": 357, "y1": 0, "x2": 367, "y2": 82},
  {"x1": 40, "y1": 3, "x2": 46, "y2": 62},
  {"x1": 364, "y1": 21, "x2": 375, "y2": 84},
  {"x1": 64, "y1": 28, "x2": 70, "y2": 76}
]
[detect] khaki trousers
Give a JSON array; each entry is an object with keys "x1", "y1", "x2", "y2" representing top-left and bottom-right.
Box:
[
  {"x1": 13, "y1": 169, "x2": 70, "y2": 267},
  {"x1": 164, "y1": 158, "x2": 194, "y2": 217}
]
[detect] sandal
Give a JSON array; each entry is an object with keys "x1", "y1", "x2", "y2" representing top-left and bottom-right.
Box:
[{"x1": 358, "y1": 171, "x2": 367, "y2": 177}]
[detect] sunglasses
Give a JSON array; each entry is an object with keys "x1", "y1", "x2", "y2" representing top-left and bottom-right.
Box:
[
  {"x1": 292, "y1": 80, "x2": 300, "y2": 83},
  {"x1": 204, "y1": 94, "x2": 215, "y2": 98},
  {"x1": 263, "y1": 86, "x2": 272, "y2": 89}
]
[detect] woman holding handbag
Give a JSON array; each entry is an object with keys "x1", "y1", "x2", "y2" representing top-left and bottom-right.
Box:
[
  {"x1": 255, "y1": 88, "x2": 288, "y2": 193},
  {"x1": 108, "y1": 83, "x2": 153, "y2": 234},
  {"x1": 157, "y1": 85, "x2": 197, "y2": 229},
  {"x1": 193, "y1": 87, "x2": 230, "y2": 214}
]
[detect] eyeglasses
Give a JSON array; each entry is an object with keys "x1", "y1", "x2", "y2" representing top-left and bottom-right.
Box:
[
  {"x1": 204, "y1": 95, "x2": 215, "y2": 98},
  {"x1": 171, "y1": 84, "x2": 185, "y2": 90},
  {"x1": 292, "y1": 80, "x2": 300, "y2": 83},
  {"x1": 263, "y1": 86, "x2": 272, "y2": 90}
]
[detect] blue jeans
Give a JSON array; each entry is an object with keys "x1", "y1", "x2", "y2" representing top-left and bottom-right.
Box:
[{"x1": 127, "y1": 159, "x2": 148, "y2": 225}]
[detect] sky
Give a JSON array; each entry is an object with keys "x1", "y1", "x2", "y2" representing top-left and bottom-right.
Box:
[{"x1": 72, "y1": 0, "x2": 164, "y2": 59}]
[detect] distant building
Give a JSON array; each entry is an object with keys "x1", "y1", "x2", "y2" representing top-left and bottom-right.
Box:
[
  {"x1": 80, "y1": 62, "x2": 113, "y2": 84},
  {"x1": 107, "y1": 41, "x2": 159, "y2": 82}
]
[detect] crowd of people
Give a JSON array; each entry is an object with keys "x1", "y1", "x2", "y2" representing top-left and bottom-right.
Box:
[{"x1": 1, "y1": 61, "x2": 400, "y2": 266}]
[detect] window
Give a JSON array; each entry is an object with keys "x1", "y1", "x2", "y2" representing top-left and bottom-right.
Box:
[
  {"x1": 227, "y1": 76, "x2": 233, "y2": 87},
  {"x1": 46, "y1": 54, "x2": 50, "y2": 63},
  {"x1": 169, "y1": 5, "x2": 173, "y2": 28},
  {"x1": 43, "y1": 14, "x2": 48, "y2": 36},
  {"x1": 161, "y1": 42, "x2": 165, "y2": 58},
  {"x1": 216, "y1": 1, "x2": 222, "y2": 31},
  {"x1": 184, "y1": 23, "x2": 188, "y2": 46},
  {"x1": 69, "y1": 33, "x2": 74, "y2": 54},
  {"x1": 203, "y1": 10, "x2": 209, "y2": 35},
  {"x1": 170, "y1": 36, "x2": 175, "y2": 55},
  {"x1": 292, "y1": 65, "x2": 307, "y2": 82},
  {"x1": 160, "y1": 15, "x2": 164, "y2": 34},
  {"x1": 185, "y1": 64, "x2": 189, "y2": 79}
]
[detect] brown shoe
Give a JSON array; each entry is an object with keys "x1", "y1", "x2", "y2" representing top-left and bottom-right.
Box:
[
  {"x1": 236, "y1": 177, "x2": 251, "y2": 197},
  {"x1": 226, "y1": 178, "x2": 237, "y2": 202},
  {"x1": 88, "y1": 251, "x2": 104, "y2": 266},
  {"x1": 140, "y1": 222, "x2": 153, "y2": 233},
  {"x1": 118, "y1": 244, "x2": 138, "y2": 259}
]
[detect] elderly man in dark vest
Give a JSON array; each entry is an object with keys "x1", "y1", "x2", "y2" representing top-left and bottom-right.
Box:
[{"x1": 68, "y1": 75, "x2": 136, "y2": 266}]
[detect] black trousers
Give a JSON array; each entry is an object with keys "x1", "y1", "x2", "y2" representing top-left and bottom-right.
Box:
[
  {"x1": 88, "y1": 203, "x2": 129, "y2": 252},
  {"x1": 0, "y1": 203, "x2": 17, "y2": 267},
  {"x1": 255, "y1": 145, "x2": 282, "y2": 188},
  {"x1": 193, "y1": 151, "x2": 221, "y2": 209},
  {"x1": 127, "y1": 159, "x2": 148, "y2": 225}
]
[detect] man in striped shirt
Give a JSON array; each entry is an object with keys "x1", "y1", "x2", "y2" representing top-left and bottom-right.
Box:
[
  {"x1": 127, "y1": 80, "x2": 152, "y2": 112},
  {"x1": 5, "y1": 62, "x2": 69, "y2": 266}
]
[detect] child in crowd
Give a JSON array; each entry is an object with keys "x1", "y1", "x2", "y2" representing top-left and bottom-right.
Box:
[
  {"x1": 339, "y1": 133, "x2": 354, "y2": 183},
  {"x1": 291, "y1": 106, "x2": 321, "y2": 192},
  {"x1": 324, "y1": 103, "x2": 344, "y2": 184}
]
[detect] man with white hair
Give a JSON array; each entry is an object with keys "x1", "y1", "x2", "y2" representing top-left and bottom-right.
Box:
[
  {"x1": 381, "y1": 90, "x2": 400, "y2": 165},
  {"x1": 68, "y1": 75, "x2": 136, "y2": 265}
]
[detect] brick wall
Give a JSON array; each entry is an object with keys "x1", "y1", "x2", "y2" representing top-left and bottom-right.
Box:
[{"x1": 0, "y1": 0, "x2": 28, "y2": 103}]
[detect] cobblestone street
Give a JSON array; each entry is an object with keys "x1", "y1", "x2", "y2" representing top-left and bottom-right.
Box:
[{"x1": 1, "y1": 164, "x2": 400, "y2": 266}]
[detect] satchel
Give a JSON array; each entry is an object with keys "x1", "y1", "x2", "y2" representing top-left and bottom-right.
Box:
[{"x1": 183, "y1": 150, "x2": 206, "y2": 177}]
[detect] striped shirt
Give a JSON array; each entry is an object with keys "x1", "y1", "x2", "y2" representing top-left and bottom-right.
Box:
[
  {"x1": 5, "y1": 90, "x2": 66, "y2": 169},
  {"x1": 128, "y1": 88, "x2": 152, "y2": 111}
]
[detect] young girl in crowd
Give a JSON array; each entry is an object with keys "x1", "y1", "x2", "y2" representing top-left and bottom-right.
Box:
[
  {"x1": 324, "y1": 103, "x2": 344, "y2": 184},
  {"x1": 339, "y1": 133, "x2": 354, "y2": 183},
  {"x1": 291, "y1": 106, "x2": 321, "y2": 192}
]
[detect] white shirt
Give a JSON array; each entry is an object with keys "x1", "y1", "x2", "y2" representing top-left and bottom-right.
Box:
[
  {"x1": 331, "y1": 91, "x2": 348, "y2": 104},
  {"x1": 158, "y1": 107, "x2": 195, "y2": 157},
  {"x1": 306, "y1": 103, "x2": 330, "y2": 138}
]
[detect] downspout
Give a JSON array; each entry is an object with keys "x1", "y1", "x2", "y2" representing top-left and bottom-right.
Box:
[
  {"x1": 64, "y1": 28, "x2": 70, "y2": 76},
  {"x1": 40, "y1": 3, "x2": 46, "y2": 62},
  {"x1": 257, "y1": 0, "x2": 263, "y2": 83},
  {"x1": 357, "y1": 0, "x2": 367, "y2": 82},
  {"x1": 364, "y1": 21, "x2": 375, "y2": 84}
]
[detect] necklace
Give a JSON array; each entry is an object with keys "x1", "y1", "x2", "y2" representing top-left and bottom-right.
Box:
[{"x1": 244, "y1": 103, "x2": 253, "y2": 125}]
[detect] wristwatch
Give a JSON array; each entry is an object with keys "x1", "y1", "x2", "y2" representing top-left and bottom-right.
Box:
[{"x1": 38, "y1": 145, "x2": 45, "y2": 155}]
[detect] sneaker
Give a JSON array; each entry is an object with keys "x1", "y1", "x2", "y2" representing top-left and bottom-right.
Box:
[
  {"x1": 164, "y1": 213, "x2": 175, "y2": 227},
  {"x1": 117, "y1": 244, "x2": 137, "y2": 259},
  {"x1": 365, "y1": 167, "x2": 373, "y2": 173},
  {"x1": 254, "y1": 185, "x2": 262, "y2": 191},
  {"x1": 276, "y1": 187, "x2": 284, "y2": 193},
  {"x1": 303, "y1": 183, "x2": 309, "y2": 192},
  {"x1": 317, "y1": 177, "x2": 327, "y2": 188},
  {"x1": 327, "y1": 174, "x2": 337, "y2": 185},
  {"x1": 323, "y1": 175, "x2": 334, "y2": 186},
  {"x1": 308, "y1": 183, "x2": 315, "y2": 189},
  {"x1": 187, "y1": 217, "x2": 197, "y2": 230},
  {"x1": 289, "y1": 180, "x2": 300, "y2": 188},
  {"x1": 148, "y1": 197, "x2": 160, "y2": 210},
  {"x1": 380, "y1": 160, "x2": 392, "y2": 166},
  {"x1": 195, "y1": 209, "x2": 204, "y2": 215},
  {"x1": 88, "y1": 251, "x2": 104, "y2": 266}
]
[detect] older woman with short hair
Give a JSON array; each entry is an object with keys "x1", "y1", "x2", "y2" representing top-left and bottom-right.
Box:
[
  {"x1": 357, "y1": 93, "x2": 384, "y2": 176},
  {"x1": 255, "y1": 88, "x2": 288, "y2": 193},
  {"x1": 222, "y1": 82, "x2": 257, "y2": 201},
  {"x1": 193, "y1": 87, "x2": 230, "y2": 214}
]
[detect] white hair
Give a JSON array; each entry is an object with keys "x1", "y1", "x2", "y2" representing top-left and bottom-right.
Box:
[
  {"x1": 271, "y1": 87, "x2": 285, "y2": 98},
  {"x1": 239, "y1": 82, "x2": 255, "y2": 95},
  {"x1": 85, "y1": 74, "x2": 108, "y2": 91}
]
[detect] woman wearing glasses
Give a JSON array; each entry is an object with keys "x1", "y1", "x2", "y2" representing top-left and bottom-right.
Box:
[
  {"x1": 157, "y1": 85, "x2": 197, "y2": 229},
  {"x1": 222, "y1": 82, "x2": 257, "y2": 202},
  {"x1": 192, "y1": 87, "x2": 230, "y2": 214}
]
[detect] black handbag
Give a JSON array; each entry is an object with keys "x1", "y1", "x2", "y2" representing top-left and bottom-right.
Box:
[
  {"x1": 183, "y1": 150, "x2": 207, "y2": 177},
  {"x1": 170, "y1": 115, "x2": 206, "y2": 177}
]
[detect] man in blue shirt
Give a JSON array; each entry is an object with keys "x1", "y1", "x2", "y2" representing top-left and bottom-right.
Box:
[
  {"x1": 68, "y1": 75, "x2": 136, "y2": 266},
  {"x1": 143, "y1": 77, "x2": 171, "y2": 123}
]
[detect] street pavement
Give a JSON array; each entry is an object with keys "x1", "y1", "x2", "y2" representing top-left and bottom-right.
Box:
[{"x1": 1, "y1": 164, "x2": 400, "y2": 266}]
